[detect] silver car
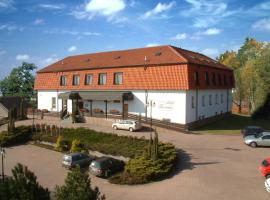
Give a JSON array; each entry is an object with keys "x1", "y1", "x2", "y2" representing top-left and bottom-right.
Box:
[
  {"x1": 244, "y1": 132, "x2": 270, "y2": 147},
  {"x1": 112, "y1": 120, "x2": 142, "y2": 132},
  {"x1": 62, "y1": 152, "x2": 95, "y2": 169}
]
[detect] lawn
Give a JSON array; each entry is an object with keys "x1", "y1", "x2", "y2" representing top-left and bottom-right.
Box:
[{"x1": 192, "y1": 114, "x2": 270, "y2": 135}]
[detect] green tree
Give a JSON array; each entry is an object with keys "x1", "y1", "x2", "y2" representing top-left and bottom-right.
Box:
[
  {"x1": 0, "y1": 163, "x2": 50, "y2": 200},
  {"x1": 0, "y1": 62, "x2": 37, "y2": 100},
  {"x1": 54, "y1": 166, "x2": 105, "y2": 200}
]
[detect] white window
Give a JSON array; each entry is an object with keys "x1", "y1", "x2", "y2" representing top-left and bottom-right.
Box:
[
  {"x1": 85, "y1": 74, "x2": 93, "y2": 85},
  {"x1": 60, "y1": 75, "x2": 67, "y2": 86},
  {"x1": 202, "y1": 95, "x2": 205, "y2": 107},
  {"x1": 98, "y1": 73, "x2": 107, "y2": 85},
  {"x1": 114, "y1": 72, "x2": 123, "y2": 85},
  {"x1": 221, "y1": 94, "x2": 224, "y2": 104},
  {"x1": 215, "y1": 94, "x2": 218, "y2": 104},
  {"x1": 73, "y1": 75, "x2": 80, "y2": 86},
  {"x1": 191, "y1": 96, "x2": 195, "y2": 108},
  {"x1": 209, "y1": 95, "x2": 212, "y2": 105},
  {"x1": 52, "y1": 97, "x2": 56, "y2": 109}
]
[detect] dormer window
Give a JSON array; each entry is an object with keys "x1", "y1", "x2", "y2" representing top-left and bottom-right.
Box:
[
  {"x1": 205, "y1": 72, "x2": 209, "y2": 86},
  {"x1": 98, "y1": 73, "x2": 107, "y2": 85},
  {"x1": 60, "y1": 75, "x2": 67, "y2": 86},
  {"x1": 194, "y1": 71, "x2": 200, "y2": 86},
  {"x1": 73, "y1": 75, "x2": 80, "y2": 86}
]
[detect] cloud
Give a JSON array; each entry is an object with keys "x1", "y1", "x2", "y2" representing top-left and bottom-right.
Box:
[
  {"x1": 146, "y1": 43, "x2": 160, "y2": 47},
  {"x1": 252, "y1": 18, "x2": 270, "y2": 31},
  {"x1": 181, "y1": 0, "x2": 240, "y2": 28},
  {"x1": 201, "y1": 48, "x2": 219, "y2": 57},
  {"x1": 197, "y1": 28, "x2": 222, "y2": 35},
  {"x1": 170, "y1": 33, "x2": 187, "y2": 40},
  {"x1": 39, "y1": 4, "x2": 65, "y2": 10},
  {"x1": 0, "y1": 23, "x2": 24, "y2": 32},
  {"x1": 16, "y1": 54, "x2": 30, "y2": 61},
  {"x1": 142, "y1": 1, "x2": 175, "y2": 19},
  {"x1": 0, "y1": 0, "x2": 13, "y2": 8},
  {"x1": 68, "y1": 46, "x2": 77, "y2": 52},
  {"x1": 33, "y1": 18, "x2": 44, "y2": 25},
  {"x1": 44, "y1": 29, "x2": 100, "y2": 36},
  {"x1": 71, "y1": 0, "x2": 126, "y2": 23}
]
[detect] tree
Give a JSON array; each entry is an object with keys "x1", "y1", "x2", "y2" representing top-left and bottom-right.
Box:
[
  {"x1": 54, "y1": 166, "x2": 105, "y2": 200},
  {"x1": 0, "y1": 62, "x2": 37, "y2": 101},
  {"x1": 0, "y1": 163, "x2": 50, "y2": 200}
]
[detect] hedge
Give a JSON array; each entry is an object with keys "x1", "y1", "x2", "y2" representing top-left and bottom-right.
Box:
[
  {"x1": 109, "y1": 143, "x2": 177, "y2": 184},
  {"x1": 0, "y1": 126, "x2": 32, "y2": 146}
]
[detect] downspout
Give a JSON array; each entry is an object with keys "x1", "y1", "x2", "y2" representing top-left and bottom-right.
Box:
[{"x1": 145, "y1": 90, "x2": 148, "y2": 122}]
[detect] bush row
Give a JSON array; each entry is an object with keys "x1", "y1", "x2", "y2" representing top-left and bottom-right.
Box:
[
  {"x1": 109, "y1": 143, "x2": 177, "y2": 184},
  {"x1": 0, "y1": 126, "x2": 32, "y2": 146}
]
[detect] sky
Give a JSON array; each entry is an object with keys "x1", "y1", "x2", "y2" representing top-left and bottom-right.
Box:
[{"x1": 0, "y1": 0, "x2": 270, "y2": 79}]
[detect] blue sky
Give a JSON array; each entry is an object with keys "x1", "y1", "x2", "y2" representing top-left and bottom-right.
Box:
[{"x1": 0, "y1": 0, "x2": 270, "y2": 79}]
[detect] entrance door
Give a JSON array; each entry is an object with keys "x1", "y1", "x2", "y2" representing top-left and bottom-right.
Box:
[
  {"x1": 62, "y1": 99, "x2": 68, "y2": 111},
  {"x1": 123, "y1": 104, "x2": 128, "y2": 118}
]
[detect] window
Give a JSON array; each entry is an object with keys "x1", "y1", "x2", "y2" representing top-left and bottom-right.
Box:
[
  {"x1": 85, "y1": 74, "x2": 93, "y2": 85},
  {"x1": 223, "y1": 75, "x2": 227, "y2": 85},
  {"x1": 215, "y1": 94, "x2": 218, "y2": 104},
  {"x1": 218, "y1": 74, "x2": 222, "y2": 86},
  {"x1": 73, "y1": 75, "x2": 80, "y2": 86},
  {"x1": 114, "y1": 72, "x2": 123, "y2": 85},
  {"x1": 205, "y1": 72, "x2": 210, "y2": 86},
  {"x1": 60, "y1": 75, "x2": 67, "y2": 86},
  {"x1": 212, "y1": 73, "x2": 216, "y2": 86},
  {"x1": 194, "y1": 71, "x2": 200, "y2": 86},
  {"x1": 52, "y1": 97, "x2": 56, "y2": 109},
  {"x1": 191, "y1": 96, "x2": 195, "y2": 108},
  {"x1": 202, "y1": 95, "x2": 205, "y2": 107},
  {"x1": 209, "y1": 95, "x2": 212, "y2": 105},
  {"x1": 98, "y1": 73, "x2": 107, "y2": 85},
  {"x1": 221, "y1": 94, "x2": 224, "y2": 104}
]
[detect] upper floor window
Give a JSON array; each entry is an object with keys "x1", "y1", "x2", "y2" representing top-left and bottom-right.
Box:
[
  {"x1": 194, "y1": 71, "x2": 200, "y2": 86},
  {"x1": 60, "y1": 75, "x2": 67, "y2": 86},
  {"x1": 114, "y1": 72, "x2": 123, "y2": 85},
  {"x1": 224, "y1": 75, "x2": 227, "y2": 85},
  {"x1": 98, "y1": 73, "x2": 107, "y2": 85},
  {"x1": 85, "y1": 74, "x2": 93, "y2": 85},
  {"x1": 212, "y1": 73, "x2": 216, "y2": 86},
  {"x1": 218, "y1": 74, "x2": 222, "y2": 86},
  {"x1": 205, "y1": 72, "x2": 210, "y2": 86},
  {"x1": 73, "y1": 75, "x2": 80, "y2": 86},
  {"x1": 202, "y1": 95, "x2": 205, "y2": 107}
]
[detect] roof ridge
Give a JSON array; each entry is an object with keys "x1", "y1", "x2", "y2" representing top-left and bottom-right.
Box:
[{"x1": 167, "y1": 45, "x2": 188, "y2": 63}]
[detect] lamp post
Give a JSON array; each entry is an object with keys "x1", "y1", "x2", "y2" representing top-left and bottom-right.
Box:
[
  {"x1": 146, "y1": 100, "x2": 156, "y2": 137},
  {"x1": 0, "y1": 145, "x2": 5, "y2": 182}
]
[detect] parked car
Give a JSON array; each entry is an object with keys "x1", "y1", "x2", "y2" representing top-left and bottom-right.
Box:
[
  {"x1": 265, "y1": 178, "x2": 270, "y2": 193},
  {"x1": 244, "y1": 132, "x2": 270, "y2": 147},
  {"x1": 89, "y1": 157, "x2": 125, "y2": 178},
  {"x1": 241, "y1": 126, "x2": 264, "y2": 137},
  {"x1": 112, "y1": 120, "x2": 142, "y2": 132},
  {"x1": 62, "y1": 152, "x2": 95, "y2": 169},
  {"x1": 260, "y1": 158, "x2": 270, "y2": 179}
]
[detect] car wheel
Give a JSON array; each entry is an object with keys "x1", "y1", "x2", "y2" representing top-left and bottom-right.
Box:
[
  {"x1": 129, "y1": 127, "x2": 134, "y2": 132},
  {"x1": 250, "y1": 142, "x2": 257, "y2": 148},
  {"x1": 266, "y1": 174, "x2": 270, "y2": 179},
  {"x1": 113, "y1": 125, "x2": 118, "y2": 130}
]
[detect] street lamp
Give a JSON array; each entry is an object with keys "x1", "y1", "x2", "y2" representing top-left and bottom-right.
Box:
[
  {"x1": 0, "y1": 145, "x2": 5, "y2": 182},
  {"x1": 146, "y1": 100, "x2": 156, "y2": 138}
]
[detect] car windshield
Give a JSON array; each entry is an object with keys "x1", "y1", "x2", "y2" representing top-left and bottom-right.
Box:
[
  {"x1": 255, "y1": 133, "x2": 263, "y2": 138},
  {"x1": 91, "y1": 161, "x2": 101, "y2": 168},
  {"x1": 262, "y1": 160, "x2": 269, "y2": 167},
  {"x1": 63, "y1": 155, "x2": 71, "y2": 162}
]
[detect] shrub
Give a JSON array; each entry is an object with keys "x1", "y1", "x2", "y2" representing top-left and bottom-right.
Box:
[
  {"x1": 0, "y1": 126, "x2": 32, "y2": 147},
  {"x1": 70, "y1": 139, "x2": 83, "y2": 153},
  {"x1": 55, "y1": 136, "x2": 69, "y2": 152},
  {"x1": 110, "y1": 143, "x2": 177, "y2": 185}
]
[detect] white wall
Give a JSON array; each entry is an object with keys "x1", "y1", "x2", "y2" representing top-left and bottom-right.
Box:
[{"x1": 186, "y1": 89, "x2": 232, "y2": 123}]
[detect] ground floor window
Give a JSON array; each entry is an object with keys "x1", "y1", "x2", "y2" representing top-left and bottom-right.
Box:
[{"x1": 52, "y1": 97, "x2": 56, "y2": 109}]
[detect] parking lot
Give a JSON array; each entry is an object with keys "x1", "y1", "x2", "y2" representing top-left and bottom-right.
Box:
[{"x1": 3, "y1": 118, "x2": 270, "y2": 200}]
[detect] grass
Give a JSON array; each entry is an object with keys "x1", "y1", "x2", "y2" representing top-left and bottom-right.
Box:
[{"x1": 192, "y1": 114, "x2": 270, "y2": 135}]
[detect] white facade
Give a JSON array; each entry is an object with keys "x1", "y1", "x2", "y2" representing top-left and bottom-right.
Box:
[{"x1": 37, "y1": 89, "x2": 232, "y2": 125}]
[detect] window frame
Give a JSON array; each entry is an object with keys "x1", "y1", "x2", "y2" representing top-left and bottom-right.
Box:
[
  {"x1": 52, "y1": 97, "x2": 56, "y2": 109},
  {"x1": 218, "y1": 74, "x2": 222, "y2": 86},
  {"x1": 212, "y1": 73, "x2": 216, "y2": 86},
  {"x1": 194, "y1": 71, "x2": 200, "y2": 86},
  {"x1": 98, "y1": 73, "x2": 107, "y2": 85},
  {"x1": 114, "y1": 72, "x2": 123, "y2": 85},
  {"x1": 60, "y1": 75, "x2": 67, "y2": 86},
  {"x1": 84, "y1": 74, "x2": 93, "y2": 85},
  {"x1": 209, "y1": 94, "x2": 212, "y2": 106},
  {"x1": 205, "y1": 72, "x2": 210, "y2": 86},
  {"x1": 202, "y1": 95, "x2": 205, "y2": 107},
  {"x1": 72, "y1": 74, "x2": 80, "y2": 86}
]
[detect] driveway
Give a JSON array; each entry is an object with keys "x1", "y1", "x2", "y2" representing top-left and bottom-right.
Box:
[{"x1": 2, "y1": 118, "x2": 270, "y2": 200}]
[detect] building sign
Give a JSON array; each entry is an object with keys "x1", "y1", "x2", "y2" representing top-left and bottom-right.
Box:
[{"x1": 158, "y1": 100, "x2": 175, "y2": 110}]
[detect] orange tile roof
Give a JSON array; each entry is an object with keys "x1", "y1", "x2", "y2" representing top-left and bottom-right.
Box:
[{"x1": 37, "y1": 45, "x2": 232, "y2": 73}]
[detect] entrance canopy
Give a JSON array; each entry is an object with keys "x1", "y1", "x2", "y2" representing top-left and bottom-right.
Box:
[{"x1": 58, "y1": 91, "x2": 133, "y2": 101}]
